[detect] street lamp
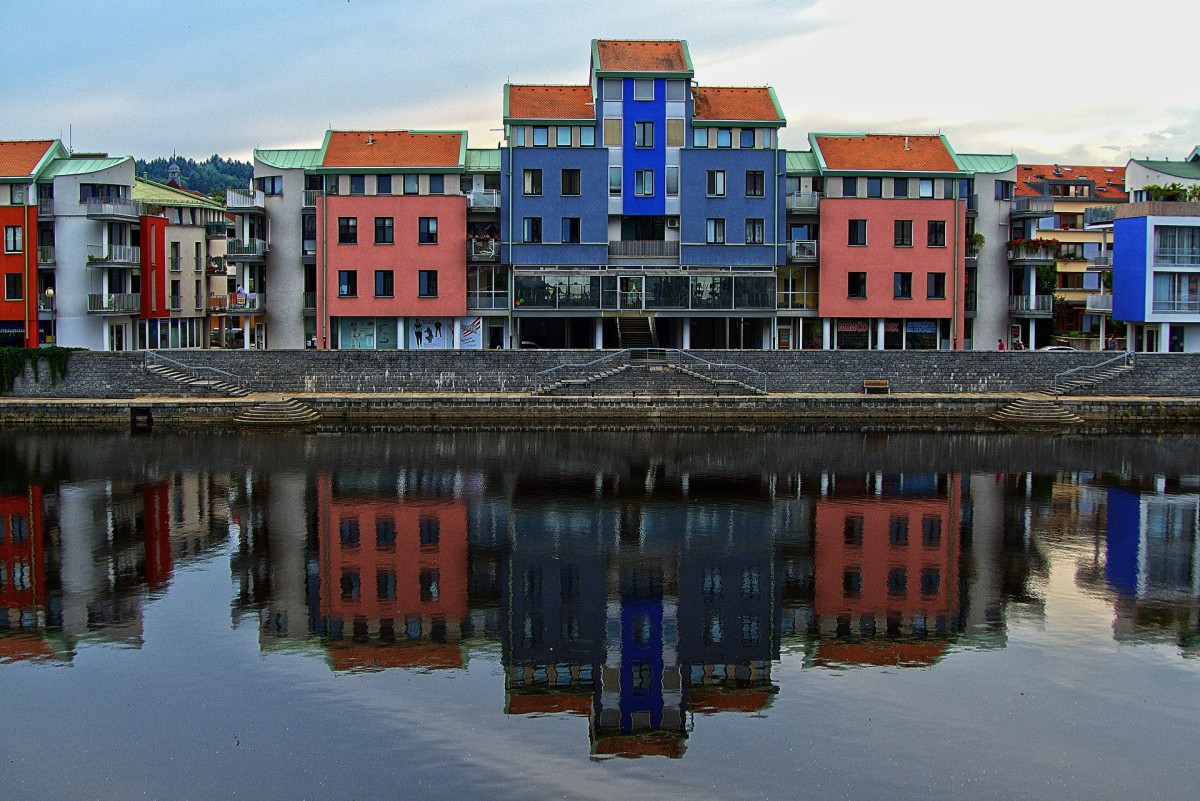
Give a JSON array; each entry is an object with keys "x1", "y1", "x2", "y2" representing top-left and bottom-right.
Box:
[{"x1": 44, "y1": 287, "x2": 55, "y2": 345}]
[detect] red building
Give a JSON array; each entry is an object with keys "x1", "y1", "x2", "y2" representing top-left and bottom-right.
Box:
[
  {"x1": 0, "y1": 486, "x2": 47, "y2": 628},
  {"x1": 0, "y1": 140, "x2": 58, "y2": 347}
]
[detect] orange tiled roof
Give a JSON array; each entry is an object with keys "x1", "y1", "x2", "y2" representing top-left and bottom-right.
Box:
[
  {"x1": 0, "y1": 140, "x2": 55, "y2": 178},
  {"x1": 1015, "y1": 163, "x2": 1127, "y2": 200},
  {"x1": 322, "y1": 130, "x2": 462, "y2": 169},
  {"x1": 596, "y1": 40, "x2": 688, "y2": 72},
  {"x1": 694, "y1": 86, "x2": 781, "y2": 122},
  {"x1": 815, "y1": 134, "x2": 958, "y2": 172},
  {"x1": 507, "y1": 692, "x2": 591, "y2": 716},
  {"x1": 508, "y1": 85, "x2": 593, "y2": 120}
]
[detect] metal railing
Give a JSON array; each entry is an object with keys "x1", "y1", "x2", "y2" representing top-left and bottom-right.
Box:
[
  {"x1": 532, "y1": 349, "x2": 631, "y2": 392},
  {"x1": 1009, "y1": 294, "x2": 1055, "y2": 313},
  {"x1": 37, "y1": 245, "x2": 54, "y2": 264},
  {"x1": 467, "y1": 190, "x2": 501, "y2": 209},
  {"x1": 1086, "y1": 293, "x2": 1113, "y2": 313},
  {"x1": 531, "y1": 348, "x2": 768, "y2": 394},
  {"x1": 302, "y1": 189, "x2": 318, "y2": 208},
  {"x1": 608, "y1": 240, "x2": 679, "y2": 258},
  {"x1": 204, "y1": 221, "x2": 228, "y2": 238},
  {"x1": 1007, "y1": 245, "x2": 1056, "y2": 263},
  {"x1": 468, "y1": 239, "x2": 499, "y2": 260},
  {"x1": 1153, "y1": 248, "x2": 1200, "y2": 267},
  {"x1": 169, "y1": 295, "x2": 182, "y2": 311},
  {"x1": 38, "y1": 295, "x2": 55, "y2": 311},
  {"x1": 1088, "y1": 253, "x2": 1112, "y2": 268},
  {"x1": 226, "y1": 238, "x2": 268, "y2": 258},
  {"x1": 86, "y1": 244, "x2": 141, "y2": 264},
  {"x1": 208, "y1": 292, "x2": 265, "y2": 312},
  {"x1": 965, "y1": 193, "x2": 979, "y2": 214},
  {"x1": 38, "y1": 198, "x2": 53, "y2": 217},
  {"x1": 787, "y1": 240, "x2": 817, "y2": 261},
  {"x1": 1084, "y1": 206, "x2": 1116, "y2": 227},
  {"x1": 87, "y1": 292, "x2": 140, "y2": 313},
  {"x1": 226, "y1": 188, "x2": 265, "y2": 209},
  {"x1": 785, "y1": 192, "x2": 819, "y2": 212},
  {"x1": 169, "y1": 256, "x2": 182, "y2": 272},
  {"x1": 303, "y1": 291, "x2": 316, "y2": 310},
  {"x1": 1152, "y1": 299, "x2": 1200, "y2": 313},
  {"x1": 1011, "y1": 197, "x2": 1054, "y2": 216},
  {"x1": 86, "y1": 197, "x2": 141, "y2": 218},
  {"x1": 144, "y1": 350, "x2": 245, "y2": 389},
  {"x1": 669, "y1": 349, "x2": 768, "y2": 394},
  {"x1": 1053, "y1": 351, "x2": 1134, "y2": 397}
]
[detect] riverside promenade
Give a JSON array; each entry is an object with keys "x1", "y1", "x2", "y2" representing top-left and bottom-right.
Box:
[{"x1": 2, "y1": 349, "x2": 1199, "y2": 431}]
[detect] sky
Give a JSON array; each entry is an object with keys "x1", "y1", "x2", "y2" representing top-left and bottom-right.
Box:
[{"x1": 4, "y1": 0, "x2": 1197, "y2": 167}]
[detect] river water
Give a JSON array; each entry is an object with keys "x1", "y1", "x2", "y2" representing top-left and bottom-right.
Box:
[{"x1": 1, "y1": 430, "x2": 1198, "y2": 801}]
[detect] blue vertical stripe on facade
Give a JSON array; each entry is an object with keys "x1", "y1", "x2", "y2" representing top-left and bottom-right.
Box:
[
  {"x1": 622, "y1": 77, "x2": 667, "y2": 217},
  {"x1": 1113, "y1": 217, "x2": 1148, "y2": 322},
  {"x1": 1105, "y1": 488, "x2": 1142, "y2": 596}
]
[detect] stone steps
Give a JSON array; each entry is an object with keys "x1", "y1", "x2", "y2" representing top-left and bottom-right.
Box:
[
  {"x1": 990, "y1": 394, "x2": 1084, "y2": 426},
  {"x1": 147, "y1": 363, "x2": 250, "y2": 397},
  {"x1": 233, "y1": 398, "x2": 321, "y2": 426}
]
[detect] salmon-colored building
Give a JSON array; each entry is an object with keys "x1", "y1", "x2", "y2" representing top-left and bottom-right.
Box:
[{"x1": 0, "y1": 141, "x2": 58, "y2": 347}]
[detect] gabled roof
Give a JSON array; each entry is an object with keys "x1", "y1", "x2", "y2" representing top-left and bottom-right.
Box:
[
  {"x1": 1127, "y1": 158, "x2": 1200, "y2": 182},
  {"x1": 812, "y1": 133, "x2": 960, "y2": 174},
  {"x1": 693, "y1": 86, "x2": 784, "y2": 126},
  {"x1": 592, "y1": 39, "x2": 692, "y2": 74},
  {"x1": 318, "y1": 130, "x2": 465, "y2": 170},
  {"x1": 134, "y1": 176, "x2": 224, "y2": 210},
  {"x1": 0, "y1": 140, "x2": 57, "y2": 179},
  {"x1": 1015, "y1": 163, "x2": 1127, "y2": 199},
  {"x1": 255, "y1": 148, "x2": 323, "y2": 170},
  {"x1": 957, "y1": 153, "x2": 1018, "y2": 175},
  {"x1": 41, "y1": 155, "x2": 132, "y2": 178},
  {"x1": 506, "y1": 84, "x2": 594, "y2": 121},
  {"x1": 786, "y1": 151, "x2": 820, "y2": 175}
]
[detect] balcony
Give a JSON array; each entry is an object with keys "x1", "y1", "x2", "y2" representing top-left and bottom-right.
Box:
[
  {"x1": 303, "y1": 189, "x2": 318, "y2": 208},
  {"x1": 964, "y1": 193, "x2": 979, "y2": 216},
  {"x1": 468, "y1": 291, "x2": 509, "y2": 311},
  {"x1": 205, "y1": 221, "x2": 228, "y2": 239},
  {"x1": 169, "y1": 256, "x2": 182, "y2": 272},
  {"x1": 37, "y1": 198, "x2": 53, "y2": 217},
  {"x1": 303, "y1": 292, "x2": 316, "y2": 311},
  {"x1": 608, "y1": 240, "x2": 679, "y2": 258},
  {"x1": 86, "y1": 197, "x2": 141, "y2": 221},
  {"x1": 226, "y1": 188, "x2": 265, "y2": 211},
  {"x1": 468, "y1": 238, "x2": 499, "y2": 261},
  {"x1": 86, "y1": 244, "x2": 141, "y2": 266},
  {"x1": 1084, "y1": 206, "x2": 1116, "y2": 227},
  {"x1": 785, "y1": 192, "x2": 819, "y2": 213},
  {"x1": 206, "y1": 258, "x2": 227, "y2": 276},
  {"x1": 1153, "y1": 299, "x2": 1200, "y2": 314},
  {"x1": 208, "y1": 292, "x2": 265, "y2": 314},
  {"x1": 786, "y1": 240, "x2": 818, "y2": 262},
  {"x1": 1007, "y1": 243, "x2": 1056, "y2": 266},
  {"x1": 467, "y1": 190, "x2": 501, "y2": 210},
  {"x1": 87, "y1": 292, "x2": 140, "y2": 314},
  {"x1": 1086, "y1": 294, "x2": 1113, "y2": 313},
  {"x1": 1010, "y1": 197, "x2": 1054, "y2": 219},
  {"x1": 1008, "y1": 294, "x2": 1055, "y2": 317},
  {"x1": 777, "y1": 291, "x2": 818, "y2": 312},
  {"x1": 1088, "y1": 253, "x2": 1112, "y2": 269},
  {"x1": 226, "y1": 238, "x2": 268, "y2": 261},
  {"x1": 38, "y1": 294, "x2": 55, "y2": 312},
  {"x1": 37, "y1": 245, "x2": 54, "y2": 264}
]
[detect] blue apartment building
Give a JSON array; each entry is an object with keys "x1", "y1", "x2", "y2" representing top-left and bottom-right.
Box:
[
  {"x1": 1113, "y1": 201, "x2": 1200, "y2": 352},
  {"x1": 501, "y1": 39, "x2": 786, "y2": 349}
]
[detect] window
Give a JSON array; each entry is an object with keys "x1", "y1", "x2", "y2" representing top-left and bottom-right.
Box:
[
  {"x1": 532, "y1": 126, "x2": 548, "y2": 147},
  {"x1": 843, "y1": 570, "x2": 862, "y2": 598},
  {"x1": 867, "y1": 177, "x2": 883, "y2": 198},
  {"x1": 666, "y1": 79, "x2": 687, "y2": 101},
  {"x1": 927, "y1": 220, "x2": 946, "y2": 247},
  {"x1": 10, "y1": 185, "x2": 25, "y2": 204},
  {"x1": 888, "y1": 568, "x2": 908, "y2": 597},
  {"x1": 894, "y1": 219, "x2": 913, "y2": 247},
  {"x1": 603, "y1": 118, "x2": 622, "y2": 147},
  {"x1": 338, "y1": 217, "x2": 357, "y2": 244},
  {"x1": 921, "y1": 568, "x2": 941, "y2": 597},
  {"x1": 848, "y1": 219, "x2": 867, "y2": 246},
  {"x1": 634, "y1": 169, "x2": 654, "y2": 197},
  {"x1": 418, "y1": 217, "x2": 438, "y2": 244},
  {"x1": 919, "y1": 178, "x2": 935, "y2": 198},
  {"x1": 374, "y1": 270, "x2": 394, "y2": 297},
  {"x1": 561, "y1": 217, "x2": 580, "y2": 243},
  {"x1": 764, "y1": 129, "x2": 773, "y2": 147},
  {"x1": 419, "y1": 516, "x2": 440, "y2": 547},
  {"x1": 693, "y1": 127, "x2": 708, "y2": 148},
  {"x1": 418, "y1": 270, "x2": 438, "y2": 297},
  {"x1": 512, "y1": 127, "x2": 525, "y2": 146},
  {"x1": 894, "y1": 177, "x2": 909, "y2": 198},
  {"x1": 556, "y1": 127, "x2": 571, "y2": 147},
  {"x1": 4, "y1": 226, "x2": 21, "y2": 253},
  {"x1": 377, "y1": 175, "x2": 392, "y2": 195},
  {"x1": 848, "y1": 272, "x2": 867, "y2": 298},
  {"x1": 602, "y1": 78, "x2": 622, "y2": 100},
  {"x1": 580, "y1": 127, "x2": 595, "y2": 147},
  {"x1": 634, "y1": 121, "x2": 653, "y2": 148},
  {"x1": 340, "y1": 571, "x2": 360, "y2": 602},
  {"x1": 745, "y1": 170, "x2": 765, "y2": 197},
  {"x1": 1058, "y1": 242, "x2": 1085, "y2": 260},
  {"x1": 428, "y1": 175, "x2": 444, "y2": 194},
  {"x1": 745, "y1": 218, "x2": 765, "y2": 245},
  {"x1": 922, "y1": 515, "x2": 942, "y2": 547},
  {"x1": 716, "y1": 128, "x2": 732, "y2": 148},
  {"x1": 255, "y1": 175, "x2": 282, "y2": 195},
  {"x1": 927, "y1": 272, "x2": 946, "y2": 299},
  {"x1": 740, "y1": 129, "x2": 755, "y2": 148},
  {"x1": 666, "y1": 119, "x2": 684, "y2": 147},
  {"x1": 842, "y1": 177, "x2": 858, "y2": 198},
  {"x1": 349, "y1": 175, "x2": 365, "y2": 195},
  {"x1": 844, "y1": 515, "x2": 864, "y2": 546},
  {"x1": 522, "y1": 217, "x2": 542, "y2": 243},
  {"x1": 706, "y1": 170, "x2": 726, "y2": 197},
  {"x1": 892, "y1": 272, "x2": 912, "y2": 299},
  {"x1": 5, "y1": 273, "x2": 22, "y2": 300},
  {"x1": 561, "y1": 169, "x2": 580, "y2": 196},
  {"x1": 706, "y1": 218, "x2": 725, "y2": 244},
  {"x1": 403, "y1": 174, "x2": 419, "y2": 194},
  {"x1": 609, "y1": 167, "x2": 622, "y2": 195},
  {"x1": 374, "y1": 217, "x2": 394, "y2": 244},
  {"x1": 338, "y1": 270, "x2": 357, "y2": 297},
  {"x1": 995, "y1": 180, "x2": 1015, "y2": 201},
  {"x1": 666, "y1": 166, "x2": 679, "y2": 196},
  {"x1": 523, "y1": 169, "x2": 542, "y2": 196},
  {"x1": 634, "y1": 78, "x2": 653, "y2": 100}
]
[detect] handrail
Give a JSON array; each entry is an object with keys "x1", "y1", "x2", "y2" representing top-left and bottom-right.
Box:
[
  {"x1": 532, "y1": 348, "x2": 769, "y2": 394},
  {"x1": 669, "y1": 349, "x2": 768, "y2": 393},
  {"x1": 144, "y1": 350, "x2": 245, "y2": 389},
  {"x1": 532, "y1": 349, "x2": 631, "y2": 387},
  {"x1": 1052, "y1": 351, "x2": 1134, "y2": 397}
]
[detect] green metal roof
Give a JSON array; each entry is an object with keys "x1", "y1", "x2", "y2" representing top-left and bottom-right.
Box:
[
  {"x1": 956, "y1": 153, "x2": 1018, "y2": 174},
  {"x1": 465, "y1": 148, "x2": 500, "y2": 171},
  {"x1": 133, "y1": 177, "x2": 223, "y2": 210},
  {"x1": 785, "y1": 150, "x2": 819, "y2": 175},
  {"x1": 41, "y1": 156, "x2": 132, "y2": 177},
  {"x1": 254, "y1": 148, "x2": 323, "y2": 170},
  {"x1": 1129, "y1": 159, "x2": 1200, "y2": 180}
]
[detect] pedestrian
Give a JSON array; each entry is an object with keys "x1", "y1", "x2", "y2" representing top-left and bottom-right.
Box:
[{"x1": 997, "y1": 338, "x2": 1006, "y2": 351}]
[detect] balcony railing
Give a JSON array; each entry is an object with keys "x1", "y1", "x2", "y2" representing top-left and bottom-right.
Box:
[
  {"x1": 467, "y1": 190, "x2": 501, "y2": 210},
  {"x1": 208, "y1": 292, "x2": 265, "y2": 313},
  {"x1": 468, "y1": 239, "x2": 499, "y2": 260},
  {"x1": 1153, "y1": 248, "x2": 1200, "y2": 268},
  {"x1": 467, "y1": 291, "x2": 509, "y2": 310},
  {"x1": 1152, "y1": 299, "x2": 1200, "y2": 313},
  {"x1": 86, "y1": 244, "x2": 141, "y2": 265},
  {"x1": 1008, "y1": 294, "x2": 1055, "y2": 315},
  {"x1": 965, "y1": 193, "x2": 979, "y2": 214},
  {"x1": 1086, "y1": 294, "x2": 1113, "y2": 313},
  {"x1": 1084, "y1": 206, "x2": 1116, "y2": 227},
  {"x1": 38, "y1": 198, "x2": 53, "y2": 217},
  {"x1": 86, "y1": 197, "x2": 141, "y2": 219},
  {"x1": 87, "y1": 292, "x2": 140, "y2": 314},
  {"x1": 303, "y1": 292, "x2": 316, "y2": 311},
  {"x1": 37, "y1": 245, "x2": 54, "y2": 264},
  {"x1": 785, "y1": 192, "x2": 819, "y2": 212},
  {"x1": 777, "y1": 291, "x2": 818, "y2": 311},
  {"x1": 786, "y1": 240, "x2": 818, "y2": 261},
  {"x1": 226, "y1": 188, "x2": 265, "y2": 210},
  {"x1": 1007, "y1": 244, "x2": 1056, "y2": 264},
  {"x1": 38, "y1": 295, "x2": 55, "y2": 312},
  {"x1": 302, "y1": 189, "x2": 318, "y2": 208},
  {"x1": 1011, "y1": 197, "x2": 1054, "y2": 217},
  {"x1": 169, "y1": 295, "x2": 182, "y2": 312},
  {"x1": 1088, "y1": 253, "x2": 1112, "y2": 268},
  {"x1": 226, "y1": 238, "x2": 268, "y2": 259},
  {"x1": 608, "y1": 240, "x2": 679, "y2": 258},
  {"x1": 169, "y1": 256, "x2": 182, "y2": 272},
  {"x1": 204, "y1": 221, "x2": 228, "y2": 239}
]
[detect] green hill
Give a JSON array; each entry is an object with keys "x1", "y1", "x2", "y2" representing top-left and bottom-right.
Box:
[{"x1": 136, "y1": 155, "x2": 253, "y2": 200}]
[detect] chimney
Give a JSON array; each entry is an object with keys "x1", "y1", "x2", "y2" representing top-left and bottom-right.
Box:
[{"x1": 904, "y1": 136, "x2": 910, "y2": 150}]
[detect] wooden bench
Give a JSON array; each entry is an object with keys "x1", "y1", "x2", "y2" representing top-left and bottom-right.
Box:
[{"x1": 862, "y1": 379, "x2": 890, "y2": 395}]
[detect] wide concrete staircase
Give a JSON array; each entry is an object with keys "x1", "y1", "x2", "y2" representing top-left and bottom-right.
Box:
[
  {"x1": 233, "y1": 397, "x2": 321, "y2": 427},
  {"x1": 533, "y1": 349, "x2": 768, "y2": 396}
]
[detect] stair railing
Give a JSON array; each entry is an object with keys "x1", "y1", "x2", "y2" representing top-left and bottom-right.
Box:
[
  {"x1": 668, "y1": 350, "x2": 769, "y2": 394},
  {"x1": 144, "y1": 350, "x2": 246, "y2": 390},
  {"x1": 532, "y1": 350, "x2": 631, "y2": 392},
  {"x1": 1052, "y1": 351, "x2": 1134, "y2": 397}
]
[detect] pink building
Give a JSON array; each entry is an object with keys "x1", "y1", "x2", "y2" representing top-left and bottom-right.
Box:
[
  {"x1": 314, "y1": 130, "x2": 472, "y2": 349},
  {"x1": 812, "y1": 134, "x2": 968, "y2": 349}
]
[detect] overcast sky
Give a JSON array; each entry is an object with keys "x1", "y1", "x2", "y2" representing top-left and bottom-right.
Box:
[{"x1": 5, "y1": 0, "x2": 1196, "y2": 167}]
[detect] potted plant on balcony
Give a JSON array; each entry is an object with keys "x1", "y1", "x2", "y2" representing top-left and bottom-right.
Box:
[
  {"x1": 1007, "y1": 237, "x2": 1059, "y2": 257},
  {"x1": 966, "y1": 232, "x2": 985, "y2": 257}
]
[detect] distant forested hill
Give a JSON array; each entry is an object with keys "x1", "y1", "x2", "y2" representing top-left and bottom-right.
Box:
[{"x1": 136, "y1": 155, "x2": 253, "y2": 200}]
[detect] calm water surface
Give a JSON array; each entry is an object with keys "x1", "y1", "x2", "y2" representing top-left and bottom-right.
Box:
[{"x1": 1, "y1": 430, "x2": 1198, "y2": 801}]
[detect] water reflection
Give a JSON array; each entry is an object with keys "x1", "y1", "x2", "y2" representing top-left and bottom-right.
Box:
[{"x1": 3, "y1": 432, "x2": 1200, "y2": 765}]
